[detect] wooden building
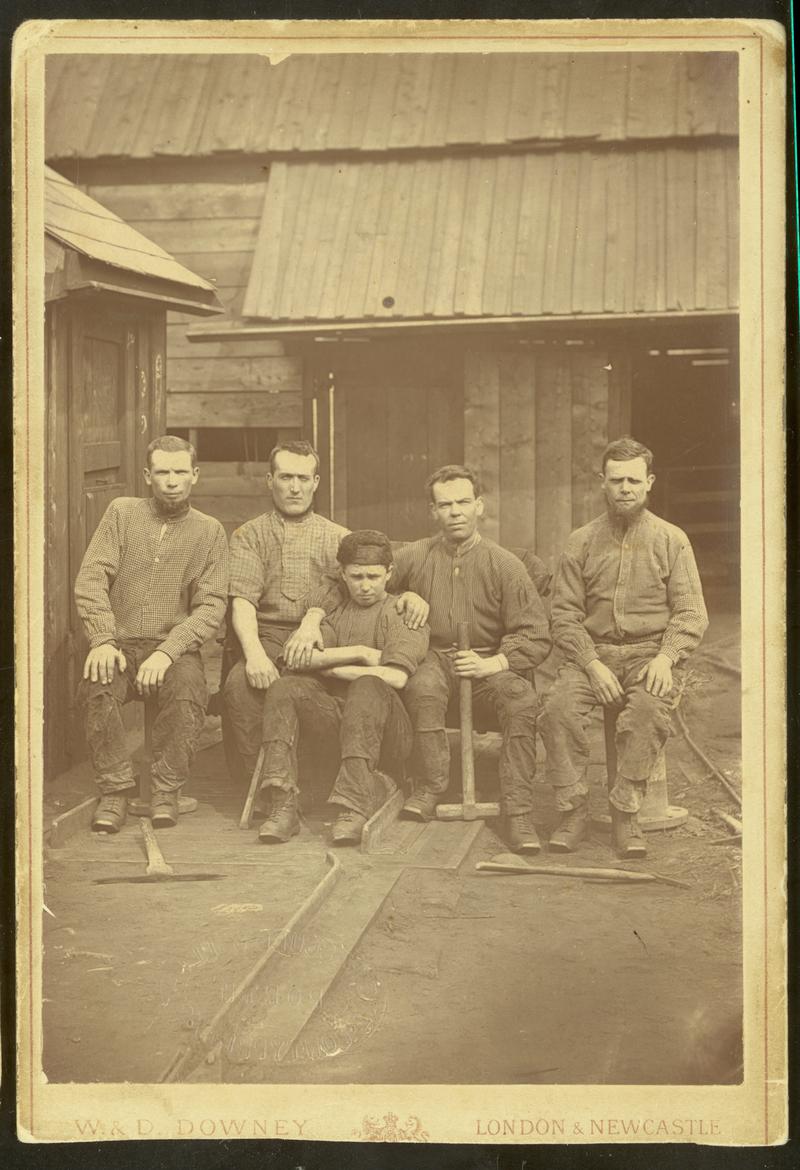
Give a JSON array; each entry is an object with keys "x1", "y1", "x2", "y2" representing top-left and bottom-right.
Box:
[
  {"x1": 44, "y1": 165, "x2": 222, "y2": 774},
  {"x1": 45, "y1": 53, "x2": 740, "y2": 575}
]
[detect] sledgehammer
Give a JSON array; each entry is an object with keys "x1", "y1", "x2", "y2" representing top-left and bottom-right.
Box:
[{"x1": 436, "y1": 623, "x2": 501, "y2": 822}]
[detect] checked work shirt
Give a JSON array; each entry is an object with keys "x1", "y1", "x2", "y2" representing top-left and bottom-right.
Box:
[
  {"x1": 228, "y1": 510, "x2": 348, "y2": 633},
  {"x1": 74, "y1": 497, "x2": 228, "y2": 661}
]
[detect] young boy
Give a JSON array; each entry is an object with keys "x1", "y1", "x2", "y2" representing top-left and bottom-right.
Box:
[{"x1": 254, "y1": 530, "x2": 430, "y2": 846}]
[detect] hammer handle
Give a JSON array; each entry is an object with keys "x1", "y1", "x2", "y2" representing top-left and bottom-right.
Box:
[
  {"x1": 456, "y1": 622, "x2": 476, "y2": 809},
  {"x1": 140, "y1": 817, "x2": 174, "y2": 876}
]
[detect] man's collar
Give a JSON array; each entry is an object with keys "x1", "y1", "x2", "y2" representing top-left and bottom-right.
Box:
[
  {"x1": 270, "y1": 508, "x2": 316, "y2": 527},
  {"x1": 441, "y1": 530, "x2": 482, "y2": 557}
]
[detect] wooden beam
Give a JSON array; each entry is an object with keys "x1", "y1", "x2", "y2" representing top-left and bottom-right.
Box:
[
  {"x1": 498, "y1": 351, "x2": 536, "y2": 549},
  {"x1": 464, "y1": 350, "x2": 500, "y2": 541},
  {"x1": 535, "y1": 352, "x2": 573, "y2": 565},
  {"x1": 167, "y1": 391, "x2": 302, "y2": 429}
]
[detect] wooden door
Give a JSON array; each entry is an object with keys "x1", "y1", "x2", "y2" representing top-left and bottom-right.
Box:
[{"x1": 304, "y1": 340, "x2": 464, "y2": 541}]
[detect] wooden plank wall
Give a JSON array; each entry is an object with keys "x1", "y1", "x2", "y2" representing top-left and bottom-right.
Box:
[
  {"x1": 84, "y1": 174, "x2": 303, "y2": 431},
  {"x1": 465, "y1": 347, "x2": 626, "y2": 565}
]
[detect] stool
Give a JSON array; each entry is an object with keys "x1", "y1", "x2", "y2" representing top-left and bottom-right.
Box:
[
  {"x1": 128, "y1": 699, "x2": 199, "y2": 818},
  {"x1": 592, "y1": 706, "x2": 688, "y2": 831}
]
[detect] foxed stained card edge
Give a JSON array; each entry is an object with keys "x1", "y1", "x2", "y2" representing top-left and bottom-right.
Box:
[{"x1": 12, "y1": 17, "x2": 788, "y2": 1146}]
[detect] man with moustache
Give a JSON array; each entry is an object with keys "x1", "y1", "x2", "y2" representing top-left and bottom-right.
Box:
[
  {"x1": 388, "y1": 465, "x2": 552, "y2": 853},
  {"x1": 254, "y1": 529, "x2": 429, "y2": 847},
  {"x1": 223, "y1": 441, "x2": 427, "y2": 786},
  {"x1": 539, "y1": 437, "x2": 708, "y2": 859},
  {"x1": 74, "y1": 435, "x2": 228, "y2": 833}
]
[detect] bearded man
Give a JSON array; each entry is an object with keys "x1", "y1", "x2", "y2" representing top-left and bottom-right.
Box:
[{"x1": 539, "y1": 437, "x2": 708, "y2": 859}]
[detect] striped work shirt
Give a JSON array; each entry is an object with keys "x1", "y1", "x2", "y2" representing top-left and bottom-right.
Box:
[
  {"x1": 390, "y1": 533, "x2": 551, "y2": 675},
  {"x1": 550, "y1": 509, "x2": 709, "y2": 668},
  {"x1": 229, "y1": 510, "x2": 348, "y2": 633},
  {"x1": 74, "y1": 497, "x2": 229, "y2": 661},
  {"x1": 321, "y1": 595, "x2": 430, "y2": 676}
]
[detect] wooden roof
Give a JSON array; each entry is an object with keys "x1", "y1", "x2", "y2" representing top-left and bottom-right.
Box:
[
  {"x1": 45, "y1": 53, "x2": 738, "y2": 161},
  {"x1": 45, "y1": 165, "x2": 221, "y2": 298},
  {"x1": 241, "y1": 144, "x2": 738, "y2": 325}
]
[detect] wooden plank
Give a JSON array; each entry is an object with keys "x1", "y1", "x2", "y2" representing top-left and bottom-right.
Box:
[
  {"x1": 539, "y1": 56, "x2": 570, "y2": 138},
  {"x1": 385, "y1": 383, "x2": 428, "y2": 541},
  {"x1": 135, "y1": 316, "x2": 152, "y2": 477},
  {"x1": 430, "y1": 156, "x2": 470, "y2": 317},
  {"x1": 306, "y1": 54, "x2": 341, "y2": 150},
  {"x1": 666, "y1": 147, "x2": 697, "y2": 312},
  {"x1": 512, "y1": 153, "x2": 551, "y2": 315},
  {"x1": 324, "y1": 55, "x2": 363, "y2": 150},
  {"x1": 506, "y1": 55, "x2": 546, "y2": 141},
  {"x1": 633, "y1": 151, "x2": 657, "y2": 313},
  {"x1": 535, "y1": 352, "x2": 573, "y2": 565},
  {"x1": 602, "y1": 54, "x2": 630, "y2": 140},
  {"x1": 166, "y1": 355, "x2": 301, "y2": 393},
  {"x1": 541, "y1": 153, "x2": 566, "y2": 314},
  {"x1": 268, "y1": 163, "x2": 321, "y2": 319},
  {"x1": 361, "y1": 56, "x2": 400, "y2": 151},
  {"x1": 46, "y1": 56, "x2": 116, "y2": 159},
  {"x1": 551, "y1": 151, "x2": 580, "y2": 316},
  {"x1": 341, "y1": 162, "x2": 384, "y2": 319},
  {"x1": 653, "y1": 150, "x2": 668, "y2": 313},
  {"x1": 575, "y1": 152, "x2": 607, "y2": 314},
  {"x1": 241, "y1": 161, "x2": 288, "y2": 320},
  {"x1": 463, "y1": 350, "x2": 500, "y2": 541},
  {"x1": 303, "y1": 162, "x2": 346, "y2": 319},
  {"x1": 498, "y1": 351, "x2": 536, "y2": 550},
  {"x1": 124, "y1": 217, "x2": 259, "y2": 255},
  {"x1": 446, "y1": 55, "x2": 488, "y2": 145},
  {"x1": 396, "y1": 159, "x2": 438, "y2": 318},
  {"x1": 84, "y1": 440, "x2": 122, "y2": 473},
  {"x1": 422, "y1": 157, "x2": 453, "y2": 316},
  {"x1": 362, "y1": 160, "x2": 396, "y2": 317},
  {"x1": 483, "y1": 52, "x2": 515, "y2": 144},
  {"x1": 164, "y1": 250, "x2": 252, "y2": 292},
  {"x1": 316, "y1": 165, "x2": 361, "y2": 320},
  {"x1": 167, "y1": 391, "x2": 302, "y2": 429},
  {"x1": 165, "y1": 328, "x2": 287, "y2": 360},
  {"x1": 426, "y1": 363, "x2": 464, "y2": 484},
  {"x1": 86, "y1": 182, "x2": 267, "y2": 223},
  {"x1": 151, "y1": 313, "x2": 167, "y2": 437},
  {"x1": 376, "y1": 161, "x2": 415, "y2": 318},
  {"x1": 332, "y1": 368, "x2": 348, "y2": 524},
  {"x1": 482, "y1": 154, "x2": 522, "y2": 317},
  {"x1": 388, "y1": 55, "x2": 434, "y2": 150},
  {"x1": 421, "y1": 56, "x2": 456, "y2": 148},
  {"x1": 701, "y1": 148, "x2": 730, "y2": 310},
  {"x1": 453, "y1": 157, "x2": 495, "y2": 316},
  {"x1": 570, "y1": 350, "x2": 608, "y2": 529}
]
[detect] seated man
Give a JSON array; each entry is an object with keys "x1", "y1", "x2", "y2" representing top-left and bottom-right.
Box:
[
  {"x1": 254, "y1": 530, "x2": 429, "y2": 846},
  {"x1": 74, "y1": 435, "x2": 228, "y2": 832},
  {"x1": 223, "y1": 440, "x2": 427, "y2": 781},
  {"x1": 388, "y1": 465, "x2": 552, "y2": 853},
  {"x1": 539, "y1": 436, "x2": 709, "y2": 859}
]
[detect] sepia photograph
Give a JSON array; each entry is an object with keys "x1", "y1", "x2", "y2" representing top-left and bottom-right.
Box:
[{"x1": 13, "y1": 18, "x2": 787, "y2": 1146}]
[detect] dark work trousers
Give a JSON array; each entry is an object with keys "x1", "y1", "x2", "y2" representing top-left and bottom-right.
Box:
[
  {"x1": 259, "y1": 674, "x2": 413, "y2": 817},
  {"x1": 222, "y1": 625, "x2": 295, "y2": 778},
  {"x1": 401, "y1": 649, "x2": 540, "y2": 817},
  {"x1": 539, "y1": 641, "x2": 679, "y2": 814},
  {"x1": 78, "y1": 640, "x2": 207, "y2": 796}
]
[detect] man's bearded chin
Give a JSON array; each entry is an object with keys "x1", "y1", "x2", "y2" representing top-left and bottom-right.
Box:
[
  {"x1": 608, "y1": 497, "x2": 647, "y2": 527},
  {"x1": 153, "y1": 494, "x2": 191, "y2": 518}
]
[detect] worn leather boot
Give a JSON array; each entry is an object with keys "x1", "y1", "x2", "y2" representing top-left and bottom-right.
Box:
[
  {"x1": 258, "y1": 789, "x2": 301, "y2": 843},
  {"x1": 151, "y1": 790, "x2": 179, "y2": 829},
  {"x1": 611, "y1": 807, "x2": 647, "y2": 858},
  {"x1": 549, "y1": 797, "x2": 589, "y2": 853},
  {"x1": 92, "y1": 793, "x2": 129, "y2": 834},
  {"x1": 402, "y1": 789, "x2": 440, "y2": 821},
  {"x1": 505, "y1": 813, "x2": 541, "y2": 854},
  {"x1": 331, "y1": 808, "x2": 368, "y2": 846}
]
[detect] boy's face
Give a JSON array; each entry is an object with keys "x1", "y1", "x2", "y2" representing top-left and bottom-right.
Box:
[{"x1": 342, "y1": 563, "x2": 392, "y2": 608}]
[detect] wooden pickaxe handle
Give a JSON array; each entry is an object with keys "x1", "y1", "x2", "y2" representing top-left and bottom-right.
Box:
[
  {"x1": 456, "y1": 622, "x2": 477, "y2": 818},
  {"x1": 140, "y1": 817, "x2": 175, "y2": 877}
]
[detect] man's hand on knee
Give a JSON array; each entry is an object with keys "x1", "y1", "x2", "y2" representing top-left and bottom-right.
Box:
[
  {"x1": 636, "y1": 653, "x2": 674, "y2": 698},
  {"x1": 586, "y1": 659, "x2": 625, "y2": 705},
  {"x1": 83, "y1": 644, "x2": 127, "y2": 686},
  {"x1": 135, "y1": 650, "x2": 173, "y2": 697},
  {"x1": 244, "y1": 645, "x2": 280, "y2": 690}
]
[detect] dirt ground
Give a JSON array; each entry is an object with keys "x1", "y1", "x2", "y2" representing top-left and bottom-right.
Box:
[{"x1": 42, "y1": 606, "x2": 743, "y2": 1087}]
